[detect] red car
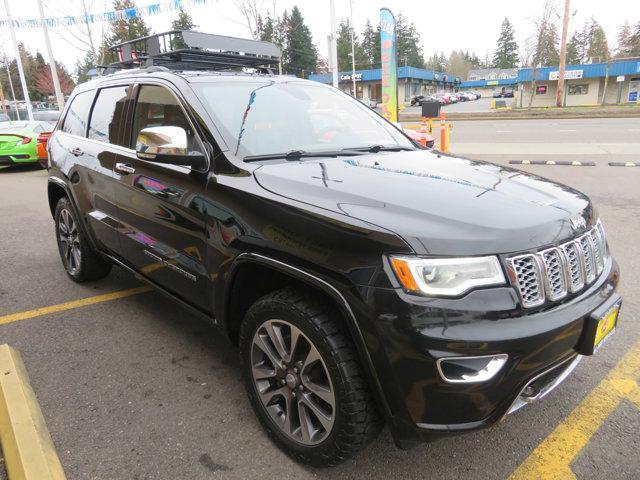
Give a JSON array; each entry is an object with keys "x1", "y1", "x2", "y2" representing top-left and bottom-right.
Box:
[{"x1": 402, "y1": 127, "x2": 435, "y2": 148}]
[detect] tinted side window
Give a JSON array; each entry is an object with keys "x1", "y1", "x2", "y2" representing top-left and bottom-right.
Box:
[
  {"x1": 61, "y1": 91, "x2": 94, "y2": 136},
  {"x1": 88, "y1": 86, "x2": 129, "y2": 146},
  {"x1": 131, "y1": 85, "x2": 201, "y2": 152}
]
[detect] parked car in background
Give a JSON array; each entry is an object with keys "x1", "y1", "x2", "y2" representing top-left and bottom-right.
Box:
[
  {"x1": 37, "y1": 130, "x2": 53, "y2": 169},
  {"x1": 503, "y1": 88, "x2": 515, "y2": 98},
  {"x1": 401, "y1": 126, "x2": 435, "y2": 147},
  {"x1": 410, "y1": 95, "x2": 426, "y2": 106},
  {"x1": 493, "y1": 90, "x2": 502, "y2": 98},
  {"x1": 468, "y1": 91, "x2": 481, "y2": 99},
  {"x1": 0, "y1": 121, "x2": 54, "y2": 167},
  {"x1": 431, "y1": 93, "x2": 450, "y2": 105}
]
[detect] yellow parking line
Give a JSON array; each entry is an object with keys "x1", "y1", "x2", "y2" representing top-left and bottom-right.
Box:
[
  {"x1": 0, "y1": 286, "x2": 152, "y2": 326},
  {"x1": 509, "y1": 340, "x2": 640, "y2": 480}
]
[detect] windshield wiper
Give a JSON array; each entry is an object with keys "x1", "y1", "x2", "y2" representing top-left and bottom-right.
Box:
[
  {"x1": 243, "y1": 149, "x2": 365, "y2": 162},
  {"x1": 343, "y1": 145, "x2": 415, "y2": 153}
]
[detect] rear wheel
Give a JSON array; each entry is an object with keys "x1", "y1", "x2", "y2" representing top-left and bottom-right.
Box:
[
  {"x1": 54, "y1": 197, "x2": 112, "y2": 282},
  {"x1": 239, "y1": 287, "x2": 381, "y2": 467}
]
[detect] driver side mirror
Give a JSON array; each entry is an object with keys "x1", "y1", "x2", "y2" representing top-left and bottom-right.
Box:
[{"x1": 135, "y1": 126, "x2": 206, "y2": 168}]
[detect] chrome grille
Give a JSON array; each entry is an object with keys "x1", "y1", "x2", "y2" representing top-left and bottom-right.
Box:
[
  {"x1": 540, "y1": 248, "x2": 567, "y2": 301},
  {"x1": 561, "y1": 241, "x2": 584, "y2": 292},
  {"x1": 508, "y1": 221, "x2": 608, "y2": 308},
  {"x1": 508, "y1": 254, "x2": 545, "y2": 308},
  {"x1": 579, "y1": 235, "x2": 596, "y2": 283}
]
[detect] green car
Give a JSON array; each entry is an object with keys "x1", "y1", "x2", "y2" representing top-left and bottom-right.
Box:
[{"x1": 0, "y1": 121, "x2": 54, "y2": 167}]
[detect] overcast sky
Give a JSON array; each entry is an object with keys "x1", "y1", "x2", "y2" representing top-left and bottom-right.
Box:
[{"x1": 0, "y1": 0, "x2": 634, "y2": 73}]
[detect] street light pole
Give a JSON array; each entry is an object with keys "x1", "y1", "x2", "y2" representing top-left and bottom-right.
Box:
[
  {"x1": 329, "y1": 0, "x2": 338, "y2": 88},
  {"x1": 349, "y1": 0, "x2": 356, "y2": 97},
  {"x1": 37, "y1": 0, "x2": 65, "y2": 110},
  {"x1": 556, "y1": 0, "x2": 570, "y2": 107},
  {"x1": 3, "y1": 0, "x2": 33, "y2": 121}
]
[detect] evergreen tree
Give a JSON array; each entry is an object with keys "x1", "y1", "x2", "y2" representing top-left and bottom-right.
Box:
[
  {"x1": 100, "y1": 0, "x2": 151, "y2": 63},
  {"x1": 335, "y1": 19, "x2": 366, "y2": 72},
  {"x1": 360, "y1": 20, "x2": 380, "y2": 68},
  {"x1": 492, "y1": 18, "x2": 519, "y2": 68},
  {"x1": 614, "y1": 21, "x2": 640, "y2": 58},
  {"x1": 76, "y1": 51, "x2": 97, "y2": 83},
  {"x1": 395, "y1": 14, "x2": 424, "y2": 68},
  {"x1": 283, "y1": 6, "x2": 319, "y2": 77},
  {"x1": 170, "y1": 8, "x2": 197, "y2": 49},
  {"x1": 172, "y1": 8, "x2": 197, "y2": 30},
  {"x1": 587, "y1": 23, "x2": 609, "y2": 61},
  {"x1": 566, "y1": 33, "x2": 581, "y2": 64},
  {"x1": 534, "y1": 21, "x2": 559, "y2": 66}
]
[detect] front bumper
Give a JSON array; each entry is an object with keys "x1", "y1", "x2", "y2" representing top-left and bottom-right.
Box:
[{"x1": 363, "y1": 256, "x2": 620, "y2": 446}]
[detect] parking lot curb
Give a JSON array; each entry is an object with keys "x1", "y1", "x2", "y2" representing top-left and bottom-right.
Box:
[
  {"x1": 0, "y1": 344, "x2": 66, "y2": 480},
  {"x1": 509, "y1": 160, "x2": 596, "y2": 166},
  {"x1": 608, "y1": 161, "x2": 640, "y2": 167}
]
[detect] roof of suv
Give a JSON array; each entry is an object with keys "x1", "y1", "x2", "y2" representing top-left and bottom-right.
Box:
[{"x1": 76, "y1": 69, "x2": 313, "y2": 92}]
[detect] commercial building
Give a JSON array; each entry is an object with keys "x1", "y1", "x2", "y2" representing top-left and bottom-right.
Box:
[
  {"x1": 467, "y1": 68, "x2": 518, "y2": 81},
  {"x1": 308, "y1": 67, "x2": 461, "y2": 104},
  {"x1": 516, "y1": 59, "x2": 640, "y2": 107},
  {"x1": 459, "y1": 68, "x2": 518, "y2": 97}
]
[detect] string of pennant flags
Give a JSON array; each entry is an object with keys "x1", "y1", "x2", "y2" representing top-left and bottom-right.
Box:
[{"x1": 0, "y1": 0, "x2": 210, "y2": 30}]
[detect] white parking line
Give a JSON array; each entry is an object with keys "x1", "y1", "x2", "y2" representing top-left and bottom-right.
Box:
[
  {"x1": 496, "y1": 130, "x2": 512, "y2": 133},
  {"x1": 559, "y1": 129, "x2": 577, "y2": 132},
  {"x1": 629, "y1": 129, "x2": 640, "y2": 132}
]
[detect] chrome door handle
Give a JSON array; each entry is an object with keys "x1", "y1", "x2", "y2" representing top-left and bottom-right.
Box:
[
  {"x1": 115, "y1": 163, "x2": 136, "y2": 175},
  {"x1": 69, "y1": 147, "x2": 83, "y2": 156}
]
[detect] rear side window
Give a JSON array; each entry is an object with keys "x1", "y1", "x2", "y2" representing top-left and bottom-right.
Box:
[
  {"x1": 61, "y1": 91, "x2": 94, "y2": 136},
  {"x1": 88, "y1": 86, "x2": 129, "y2": 146}
]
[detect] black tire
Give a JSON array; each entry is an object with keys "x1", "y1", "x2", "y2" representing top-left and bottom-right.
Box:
[
  {"x1": 239, "y1": 287, "x2": 382, "y2": 467},
  {"x1": 54, "y1": 196, "x2": 112, "y2": 282}
]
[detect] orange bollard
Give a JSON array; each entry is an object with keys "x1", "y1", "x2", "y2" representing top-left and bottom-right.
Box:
[
  {"x1": 427, "y1": 117, "x2": 433, "y2": 134},
  {"x1": 440, "y1": 112, "x2": 446, "y2": 152},
  {"x1": 419, "y1": 116, "x2": 427, "y2": 146}
]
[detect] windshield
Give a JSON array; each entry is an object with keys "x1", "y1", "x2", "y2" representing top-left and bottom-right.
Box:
[{"x1": 193, "y1": 80, "x2": 414, "y2": 159}]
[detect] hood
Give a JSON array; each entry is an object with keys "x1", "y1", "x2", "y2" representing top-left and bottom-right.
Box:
[{"x1": 253, "y1": 150, "x2": 593, "y2": 255}]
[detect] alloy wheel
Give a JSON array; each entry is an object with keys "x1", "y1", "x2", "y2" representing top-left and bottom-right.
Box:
[
  {"x1": 250, "y1": 319, "x2": 335, "y2": 445},
  {"x1": 58, "y1": 208, "x2": 81, "y2": 275}
]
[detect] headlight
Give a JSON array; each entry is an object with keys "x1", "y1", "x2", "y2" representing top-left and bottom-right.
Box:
[{"x1": 389, "y1": 255, "x2": 506, "y2": 297}]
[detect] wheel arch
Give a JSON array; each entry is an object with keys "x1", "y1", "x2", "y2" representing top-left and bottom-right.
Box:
[{"x1": 222, "y1": 252, "x2": 392, "y2": 417}]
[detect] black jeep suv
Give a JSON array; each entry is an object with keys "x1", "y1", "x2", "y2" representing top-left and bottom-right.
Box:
[{"x1": 47, "y1": 32, "x2": 621, "y2": 467}]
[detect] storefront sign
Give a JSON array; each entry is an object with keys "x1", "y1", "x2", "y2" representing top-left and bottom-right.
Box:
[
  {"x1": 380, "y1": 8, "x2": 398, "y2": 122},
  {"x1": 487, "y1": 80, "x2": 499, "y2": 86},
  {"x1": 616, "y1": 75, "x2": 625, "y2": 82},
  {"x1": 339, "y1": 73, "x2": 363, "y2": 81},
  {"x1": 549, "y1": 69, "x2": 583, "y2": 80}
]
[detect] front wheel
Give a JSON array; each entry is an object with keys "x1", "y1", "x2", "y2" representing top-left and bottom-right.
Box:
[{"x1": 239, "y1": 288, "x2": 381, "y2": 466}]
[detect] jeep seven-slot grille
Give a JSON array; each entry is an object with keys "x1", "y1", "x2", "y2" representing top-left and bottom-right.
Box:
[{"x1": 507, "y1": 221, "x2": 608, "y2": 308}]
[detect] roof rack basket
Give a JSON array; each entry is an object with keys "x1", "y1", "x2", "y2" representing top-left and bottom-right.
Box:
[{"x1": 105, "y1": 30, "x2": 281, "y2": 73}]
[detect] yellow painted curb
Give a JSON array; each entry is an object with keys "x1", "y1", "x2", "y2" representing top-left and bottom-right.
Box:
[{"x1": 0, "y1": 345, "x2": 66, "y2": 480}]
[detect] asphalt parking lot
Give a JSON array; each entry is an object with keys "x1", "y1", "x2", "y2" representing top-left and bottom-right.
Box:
[
  {"x1": 401, "y1": 96, "x2": 495, "y2": 115},
  {"x1": 1, "y1": 117, "x2": 639, "y2": 479}
]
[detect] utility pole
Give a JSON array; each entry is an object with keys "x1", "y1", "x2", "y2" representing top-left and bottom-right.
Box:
[
  {"x1": 349, "y1": 0, "x2": 356, "y2": 97},
  {"x1": 4, "y1": 61, "x2": 19, "y2": 119},
  {"x1": 37, "y1": 0, "x2": 65, "y2": 110},
  {"x1": 3, "y1": 0, "x2": 33, "y2": 121},
  {"x1": 329, "y1": 0, "x2": 338, "y2": 88},
  {"x1": 556, "y1": 0, "x2": 570, "y2": 107}
]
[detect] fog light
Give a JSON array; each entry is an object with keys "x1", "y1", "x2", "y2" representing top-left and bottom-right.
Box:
[{"x1": 436, "y1": 354, "x2": 508, "y2": 384}]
